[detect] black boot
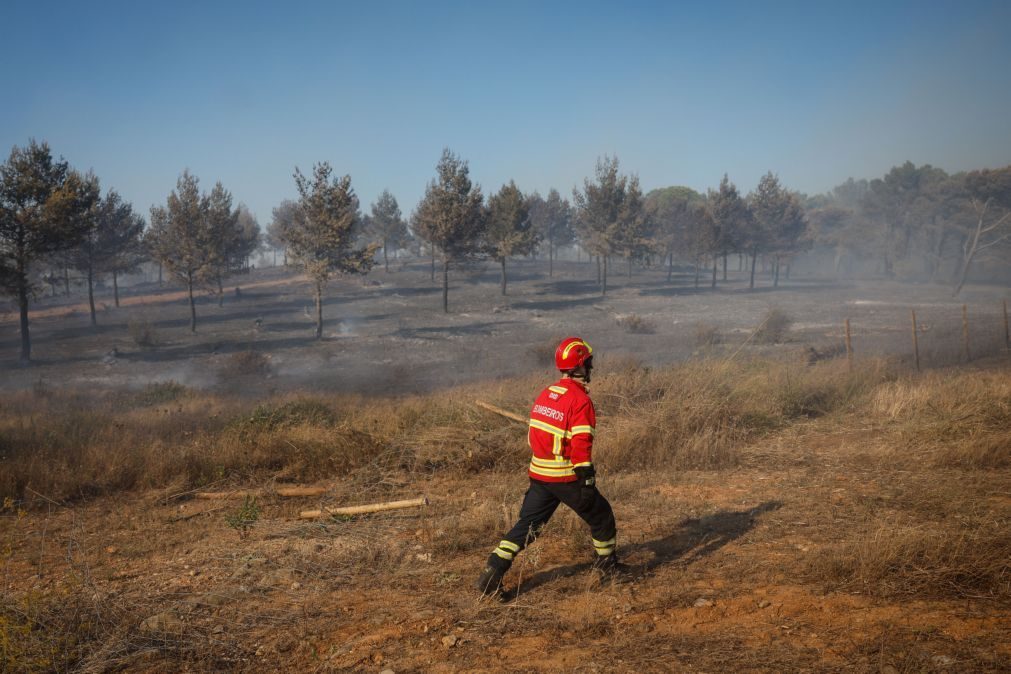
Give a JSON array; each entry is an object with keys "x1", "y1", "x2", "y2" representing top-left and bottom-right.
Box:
[
  {"x1": 475, "y1": 565, "x2": 505, "y2": 596},
  {"x1": 592, "y1": 552, "x2": 623, "y2": 576}
]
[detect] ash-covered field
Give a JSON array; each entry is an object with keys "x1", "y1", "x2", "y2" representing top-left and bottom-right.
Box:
[{"x1": 2, "y1": 258, "x2": 1008, "y2": 394}]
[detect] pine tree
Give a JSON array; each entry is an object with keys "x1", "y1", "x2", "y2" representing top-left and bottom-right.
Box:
[
  {"x1": 645, "y1": 186, "x2": 703, "y2": 282},
  {"x1": 0, "y1": 140, "x2": 99, "y2": 360},
  {"x1": 573, "y1": 156, "x2": 641, "y2": 295},
  {"x1": 287, "y1": 162, "x2": 376, "y2": 339},
  {"x1": 267, "y1": 200, "x2": 298, "y2": 266},
  {"x1": 528, "y1": 188, "x2": 574, "y2": 277},
  {"x1": 485, "y1": 181, "x2": 537, "y2": 295},
  {"x1": 99, "y1": 191, "x2": 146, "y2": 307},
  {"x1": 147, "y1": 171, "x2": 216, "y2": 333},
  {"x1": 705, "y1": 175, "x2": 749, "y2": 288},
  {"x1": 411, "y1": 149, "x2": 485, "y2": 312},
  {"x1": 367, "y1": 190, "x2": 409, "y2": 272}
]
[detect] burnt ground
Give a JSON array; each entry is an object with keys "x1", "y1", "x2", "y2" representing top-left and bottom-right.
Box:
[{"x1": 1, "y1": 257, "x2": 1008, "y2": 394}]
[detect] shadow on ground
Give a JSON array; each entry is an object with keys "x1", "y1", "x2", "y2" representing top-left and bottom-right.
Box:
[{"x1": 512, "y1": 501, "x2": 783, "y2": 596}]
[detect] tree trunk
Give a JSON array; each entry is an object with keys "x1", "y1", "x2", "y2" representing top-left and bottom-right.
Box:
[
  {"x1": 87, "y1": 264, "x2": 97, "y2": 326},
  {"x1": 595, "y1": 256, "x2": 601, "y2": 285},
  {"x1": 442, "y1": 258, "x2": 450, "y2": 312},
  {"x1": 711, "y1": 257, "x2": 717, "y2": 289},
  {"x1": 63, "y1": 266, "x2": 70, "y2": 295},
  {"x1": 500, "y1": 257, "x2": 507, "y2": 295},
  {"x1": 272, "y1": 249, "x2": 277, "y2": 267},
  {"x1": 158, "y1": 262, "x2": 163, "y2": 286},
  {"x1": 667, "y1": 251, "x2": 674, "y2": 283},
  {"x1": 601, "y1": 256, "x2": 608, "y2": 296},
  {"x1": 315, "y1": 283, "x2": 323, "y2": 339},
  {"x1": 431, "y1": 246, "x2": 436, "y2": 282},
  {"x1": 18, "y1": 275, "x2": 31, "y2": 362},
  {"x1": 930, "y1": 228, "x2": 948, "y2": 283},
  {"x1": 773, "y1": 258, "x2": 781, "y2": 288},
  {"x1": 749, "y1": 248, "x2": 758, "y2": 290},
  {"x1": 738, "y1": 253, "x2": 744, "y2": 272},
  {"x1": 953, "y1": 242, "x2": 978, "y2": 297},
  {"x1": 383, "y1": 237, "x2": 389, "y2": 272},
  {"x1": 722, "y1": 253, "x2": 727, "y2": 281},
  {"x1": 548, "y1": 239, "x2": 554, "y2": 278},
  {"x1": 694, "y1": 257, "x2": 700, "y2": 289},
  {"x1": 217, "y1": 273, "x2": 224, "y2": 307},
  {"x1": 113, "y1": 270, "x2": 120, "y2": 307},
  {"x1": 187, "y1": 272, "x2": 197, "y2": 333}
]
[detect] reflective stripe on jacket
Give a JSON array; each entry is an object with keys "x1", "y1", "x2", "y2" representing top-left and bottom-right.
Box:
[{"x1": 527, "y1": 378, "x2": 596, "y2": 483}]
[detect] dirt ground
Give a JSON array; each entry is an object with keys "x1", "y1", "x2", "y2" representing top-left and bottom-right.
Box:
[
  {"x1": 1, "y1": 260, "x2": 1010, "y2": 672},
  {"x1": 3, "y1": 419, "x2": 1009, "y2": 672},
  {"x1": 2, "y1": 258, "x2": 1008, "y2": 394}
]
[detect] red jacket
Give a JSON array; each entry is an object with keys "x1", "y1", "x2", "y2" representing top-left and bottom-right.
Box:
[{"x1": 527, "y1": 377, "x2": 596, "y2": 482}]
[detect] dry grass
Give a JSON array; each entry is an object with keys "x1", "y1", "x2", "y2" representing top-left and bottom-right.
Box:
[
  {"x1": 2, "y1": 356, "x2": 1001, "y2": 504},
  {"x1": 808, "y1": 517, "x2": 1011, "y2": 599},
  {"x1": 869, "y1": 368, "x2": 1011, "y2": 469}
]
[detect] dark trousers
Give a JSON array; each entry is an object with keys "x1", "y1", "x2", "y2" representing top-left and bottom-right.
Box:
[{"x1": 487, "y1": 478, "x2": 617, "y2": 572}]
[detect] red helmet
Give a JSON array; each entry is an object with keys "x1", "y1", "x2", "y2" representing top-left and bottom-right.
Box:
[{"x1": 555, "y1": 337, "x2": 593, "y2": 371}]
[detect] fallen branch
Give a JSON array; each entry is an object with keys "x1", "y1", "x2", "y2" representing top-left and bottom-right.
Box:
[
  {"x1": 299, "y1": 496, "x2": 429, "y2": 519},
  {"x1": 276, "y1": 486, "x2": 328, "y2": 497},
  {"x1": 169, "y1": 505, "x2": 228, "y2": 522},
  {"x1": 193, "y1": 490, "x2": 257, "y2": 500},
  {"x1": 475, "y1": 400, "x2": 527, "y2": 424},
  {"x1": 193, "y1": 486, "x2": 329, "y2": 499}
]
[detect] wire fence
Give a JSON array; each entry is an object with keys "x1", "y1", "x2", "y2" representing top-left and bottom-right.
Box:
[{"x1": 838, "y1": 300, "x2": 1010, "y2": 371}]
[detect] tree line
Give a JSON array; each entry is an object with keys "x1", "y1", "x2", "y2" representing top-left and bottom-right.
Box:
[{"x1": 4, "y1": 139, "x2": 1010, "y2": 362}]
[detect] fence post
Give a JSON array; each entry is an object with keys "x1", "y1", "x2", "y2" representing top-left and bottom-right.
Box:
[
  {"x1": 1004, "y1": 299, "x2": 1009, "y2": 353},
  {"x1": 910, "y1": 309, "x2": 920, "y2": 372},
  {"x1": 962, "y1": 304, "x2": 970, "y2": 362},
  {"x1": 844, "y1": 318, "x2": 852, "y2": 372}
]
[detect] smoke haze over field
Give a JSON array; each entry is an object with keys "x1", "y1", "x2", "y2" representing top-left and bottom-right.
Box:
[{"x1": 1, "y1": 0, "x2": 1010, "y2": 221}]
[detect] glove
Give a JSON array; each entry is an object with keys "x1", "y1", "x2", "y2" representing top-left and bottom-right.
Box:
[
  {"x1": 574, "y1": 465, "x2": 597, "y2": 510},
  {"x1": 573, "y1": 465, "x2": 596, "y2": 487}
]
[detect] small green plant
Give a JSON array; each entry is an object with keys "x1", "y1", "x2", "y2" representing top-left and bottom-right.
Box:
[
  {"x1": 233, "y1": 399, "x2": 338, "y2": 432},
  {"x1": 133, "y1": 380, "x2": 188, "y2": 407},
  {"x1": 225, "y1": 496, "x2": 260, "y2": 540}
]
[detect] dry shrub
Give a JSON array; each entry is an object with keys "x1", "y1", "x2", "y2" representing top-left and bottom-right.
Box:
[
  {"x1": 527, "y1": 339, "x2": 560, "y2": 368},
  {"x1": 219, "y1": 350, "x2": 270, "y2": 378},
  {"x1": 693, "y1": 322, "x2": 721, "y2": 347},
  {"x1": 615, "y1": 313, "x2": 655, "y2": 334},
  {"x1": 754, "y1": 307, "x2": 792, "y2": 344},
  {"x1": 807, "y1": 517, "x2": 1011, "y2": 599},
  {"x1": 127, "y1": 317, "x2": 159, "y2": 348}
]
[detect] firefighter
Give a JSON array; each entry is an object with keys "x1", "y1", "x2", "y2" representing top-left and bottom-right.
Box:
[{"x1": 476, "y1": 336, "x2": 618, "y2": 598}]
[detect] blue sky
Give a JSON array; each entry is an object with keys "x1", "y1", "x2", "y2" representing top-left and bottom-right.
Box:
[{"x1": 3, "y1": 0, "x2": 1010, "y2": 224}]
